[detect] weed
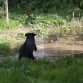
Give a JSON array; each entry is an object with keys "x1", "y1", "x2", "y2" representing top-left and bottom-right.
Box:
[{"x1": 0, "y1": 57, "x2": 83, "y2": 83}]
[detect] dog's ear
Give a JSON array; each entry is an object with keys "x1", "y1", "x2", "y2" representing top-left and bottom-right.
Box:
[
  {"x1": 33, "y1": 33, "x2": 36, "y2": 36},
  {"x1": 25, "y1": 33, "x2": 29, "y2": 37}
]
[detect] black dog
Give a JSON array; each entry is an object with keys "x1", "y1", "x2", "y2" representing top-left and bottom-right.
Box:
[{"x1": 19, "y1": 33, "x2": 37, "y2": 60}]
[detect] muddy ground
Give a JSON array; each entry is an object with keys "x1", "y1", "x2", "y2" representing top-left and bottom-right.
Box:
[
  {"x1": 34, "y1": 35, "x2": 83, "y2": 58},
  {"x1": 0, "y1": 28, "x2": 83, "y2": 59}
]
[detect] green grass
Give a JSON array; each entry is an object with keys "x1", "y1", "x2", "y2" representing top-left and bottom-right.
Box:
[
  {"x1": 0, "y1": 34, "x2": 24, "y2": 56},
  {"x1": 0, "y1": 56, "x2": 83, "y2": 83},
  {"x1": 0, "y1": 37, "x2": 11, "y2": 55},
  {"x1": 0, "y1": 19, "x2": 19, "y2": 31}
]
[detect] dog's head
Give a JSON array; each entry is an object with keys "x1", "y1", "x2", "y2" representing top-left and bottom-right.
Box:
[{"x1": 25, "y1": 33, "x2": 36, "y2": 38}]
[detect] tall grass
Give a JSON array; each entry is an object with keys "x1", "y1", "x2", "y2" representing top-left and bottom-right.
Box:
[
  {"x1": 0, "y1": 19, "x2": 19, "y2": 31},
  {"x1": 0, "y1": 56, "x2": 83, "y2": 83},
  {"x1": 0, "y1": 35, "x2": 22, "y2": 56}
]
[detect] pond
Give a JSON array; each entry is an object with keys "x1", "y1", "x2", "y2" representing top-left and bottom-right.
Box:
[{"x1": 34, "y1": 35, "x2": 83, "y2": 58}]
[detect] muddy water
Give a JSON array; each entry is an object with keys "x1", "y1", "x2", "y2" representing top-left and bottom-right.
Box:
[
  {"x1": 12, "y1": 35, "x2": 83, "y2": 60},
  {"x1": 33, "y1": 35, "x2": 83, "y2": 58},
  {"x1": 34, "y1": 35, "x2": 46, "y2": 58}
]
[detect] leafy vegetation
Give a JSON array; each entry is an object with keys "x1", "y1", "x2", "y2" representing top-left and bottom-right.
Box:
[
  {"x1": 0, "y1": 19, "x2": 19, "y2": 31},
  {"x1": 0, "y1": 0, "x2": 83, "y2": 35},
  {"x1": 0, "y1": 34, "x2": 24, "y2": 56},
  {"x1": 0, "y1": 56, "x2": 83, "y2": 83}
]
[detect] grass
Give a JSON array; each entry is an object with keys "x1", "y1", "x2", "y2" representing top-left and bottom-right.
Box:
[
  {"x1": 0, "y1": 56, "x2": 83, "y2": 83},
  {"x1": 0, "y1": 19, "x2": 19, "y2": 31},
  {"x1": 0, "y1": 33, "x2": 24, "y2": 56}
]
